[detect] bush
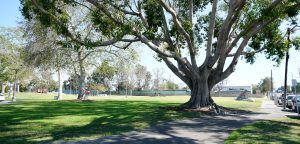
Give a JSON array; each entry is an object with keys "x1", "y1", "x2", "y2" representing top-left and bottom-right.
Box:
[{"x1": 88, "y1": 84, "x2": 108, "y2": 91}]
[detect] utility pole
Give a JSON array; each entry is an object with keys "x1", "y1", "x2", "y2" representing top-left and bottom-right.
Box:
[{"x1": 283, "y1": 28, "x2": 291, "y2": 110}]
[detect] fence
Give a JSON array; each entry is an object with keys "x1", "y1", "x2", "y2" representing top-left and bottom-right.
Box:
[{"x1": 62, "y1": 90, "x2": 191, "y2": 96}]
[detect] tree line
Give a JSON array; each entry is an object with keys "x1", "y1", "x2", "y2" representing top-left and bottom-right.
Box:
[{"x1": 0, "y1": 26, "x2": 180, "y2": 100}]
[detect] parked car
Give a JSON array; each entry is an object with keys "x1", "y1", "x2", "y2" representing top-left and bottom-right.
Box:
[
  {"x1": 274, "y1": 93, "x2": 284, "y2": 105},
  {"x1": 286, "y1": 95, "x2": 296, "y2": 109},
  {"x1": 291, "y1": 96, "x2": 300, "y2": 113}
]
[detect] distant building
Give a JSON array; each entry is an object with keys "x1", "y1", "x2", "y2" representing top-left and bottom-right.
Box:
[
  {"x1": 292, "y1": 79, "x2": 297, "y2": 87},
  {"x1": 215, "y1": 86, "x2": 252, "y2": 96}
]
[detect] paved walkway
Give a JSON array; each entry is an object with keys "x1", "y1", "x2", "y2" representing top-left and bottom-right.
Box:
[
  {"x1": 61, "y1": 100, "x2": 299, "y2": 144},
  {"x1": 247, "y1": 100, "x2": 292, "y2": 120},
  {"x1": 0, "y1": 100, "x2": 12, "y2": 105}
]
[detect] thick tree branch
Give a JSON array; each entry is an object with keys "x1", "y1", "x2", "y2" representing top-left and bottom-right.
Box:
[
  {"x1": 205, "y1": 0, "x2": 218, "y2": 58},
  {"x1": 226, "y1": 0, "x2": 298, "y2": 55},
  {"x1": 85, "y1": 0, "x2": 180, "y2": 59},
  {"x1": 31, "y1": 0, "x2": 139, "y2": 48},
  {"x1": 160, "y1": 7, "x2": 176, "y2": 51},
  {"x1": 227, "y1": 32, "x2": 287, "y2": 57},
  {"x1": 160, "y1": 0, "x2": 196, "y2": 67},
  {"x1": 113, "y1": 42, "x2": 133, "y2": 50},
  {"x1": 227, "y1": 17, "x2": 278, "y2": 56},
  {"x1": 227, "y1": 47, "x2": 266, "y2": 57},
  {"x1": 160, "y1": 55, "x2": 191, "y2": 87},
  {"x1": 219, "y1": 37, "x2": 250, "y2": 82},
  {"x1": 220, "y1": 16, "x2": 280, "y2": 81},
  {"x1": 86, "y1": 0, "x2": 122, "y2": 25},
  {"x1": 137, "y1": 34, "x2": 176, "y2": 58},
  {"x1": 108, "y1": 1, "x2": 140, "y2": 16},
  {"x1": 208, "y1": 0, "x2": 245, "y2": 68},
  {"x1": 137, "y1": 1, "x2": 149, "y2": 28}
]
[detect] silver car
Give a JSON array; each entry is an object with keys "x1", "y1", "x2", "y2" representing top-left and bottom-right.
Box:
[
  {"x1": 274, "y1": 93, "x2": 284, "y2": 105},
  {"x1": 286, "y1": 95, "x2": 296, "y2": 109},
  {"x1": 291, "y1": 96, "x2": 300, "y2": 113}
]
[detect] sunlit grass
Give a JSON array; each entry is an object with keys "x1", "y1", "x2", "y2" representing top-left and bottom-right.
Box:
[
  {"x1": 0, "y1": 92, "x2": 263, "y2": 143},
  {"x1": 214, "y1": 97, "x2": 264, "y2": 112},
  {"x1": 225, "y1": 117, "x2": 300, "y2": 144}
]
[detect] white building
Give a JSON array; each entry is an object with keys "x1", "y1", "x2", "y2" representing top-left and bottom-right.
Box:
[{"x1": 221, "y1": 86, "x2": 252, "y2": 94}]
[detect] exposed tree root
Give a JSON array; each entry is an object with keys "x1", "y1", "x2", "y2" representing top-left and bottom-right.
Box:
[{"x1": 161, "y1": 103, "x2": 250, "y2": 116}]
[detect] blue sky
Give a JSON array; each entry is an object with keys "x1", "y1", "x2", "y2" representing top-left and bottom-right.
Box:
[
  {"x1": 0, "y1": 0, "x2": 21, "y2": 27},
  {"x1": 1, "y1": 0, "x2": 300, "y2": 88}
]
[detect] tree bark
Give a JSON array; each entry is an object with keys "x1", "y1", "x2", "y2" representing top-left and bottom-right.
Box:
[
  {"x1": 12, "y1": 80, "x2": 17, "y2": 102},
  {"x1": 8, "y1": 83, "x2": 13, "y2": 98},
  {"x1": 17, "y1": 81, "x2": 20, "y2": 93},
  {"x1": 57, "y1": 68, "x2": 63, "y2": 100},
  {"x1": 77, "y1": 75, "x2": 86, "y2": 100},
  {"x1": 76, "y1": 49, "x2": 86, "y2": 100},
  {"x1": 1, "y1": 83, "x2": 6, "y2": 94},
  {"x1": 184, "y1": 76, "x2": 213, "y2": 109}
]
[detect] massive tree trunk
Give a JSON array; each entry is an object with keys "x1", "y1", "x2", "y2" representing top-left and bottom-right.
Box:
[
  {"x1": 183, "y1": 72, "x2": 216, "y2": 109},
  {"x1": 185, "y1": 80, "x2": 212, "y2": 109}
]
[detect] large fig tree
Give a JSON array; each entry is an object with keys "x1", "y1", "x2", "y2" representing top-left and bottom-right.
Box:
[{"x1": 21, "y1": 0, "x2": 300, "y2": 109}]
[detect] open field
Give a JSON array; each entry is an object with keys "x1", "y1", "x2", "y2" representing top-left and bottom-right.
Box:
[
  {"x1": 225, "y1": 117, "x2": 300, "y2": 144},
  {"x1": 0, "y1": 93, "x2": 264, "y2": 143}
]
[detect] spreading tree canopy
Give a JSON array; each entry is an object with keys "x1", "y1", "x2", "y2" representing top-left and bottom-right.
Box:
[{"x1": 21, "y1": 0, "x2": 300, "y2": 109}]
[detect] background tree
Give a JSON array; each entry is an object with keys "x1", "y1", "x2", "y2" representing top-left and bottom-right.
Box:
[
  {"x1": 0, "y1": 27, "x2": 30, "y2": 100},
  {"x1": 21, "y1": 0, "x2": 300, "y2": 109},
  {"x1": 27, "y1": 70, "x2": 57, "y2": 92},
  {"x1": 91, "y1": 60, "x2": 116, "y2": 89},
  {"x1": 160, "y1": 80, "x2": 179, "y2": 90},
  {"x1": 22, "y1": 4, "x2": 132, "y2": 100},
  {"x1": 134, "y1": 64, "x2": 152, "y2": 90},
  {"x1": 252, "y1": 84, "x2": 259, "y2": 94},
  {"x1": 23, "y1": 19, "x2": 69, "y2": 99},
  {"x1": 113, "y1": 49, "x2": 139, "y2": 93},
  {"x1": 152, "y1": 68, "x2": 164, "y2": 90},
  {"x1": 258, "y1": 77, "x2": 271, "y2": 95},
  {"x1": 144, "y1": 71, "x2": 152, "y2": 90}
]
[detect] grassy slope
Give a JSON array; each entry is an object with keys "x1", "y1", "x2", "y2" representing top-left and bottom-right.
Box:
[
  {"x1": 225, "y1": 117, "x2": 300, "y2": 144},
  {"x1": 0, "y1": 93, "x2": 263, "y2": 143}
]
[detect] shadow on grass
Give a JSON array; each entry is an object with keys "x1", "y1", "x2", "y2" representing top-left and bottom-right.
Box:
[
  {"x1": 0, "y1": 100, "x2": 202, "y2": 144},
  {"x1": 225, "y1": 120, "x2": 300, "y2": 144}
]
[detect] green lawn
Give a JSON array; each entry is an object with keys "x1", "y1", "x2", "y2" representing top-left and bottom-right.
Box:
[
  {"x1": 225, "y1": 117, "x2": 300, "y2": 144},
  {"x1": 0, "y1": 93, "x2": 263, "y2": 143},
  {"x1": 214, "y1": 97, "x2": 263, "y2": 112}
]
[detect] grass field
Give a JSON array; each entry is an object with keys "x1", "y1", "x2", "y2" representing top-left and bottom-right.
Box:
[
  {"x1": 0, "y1": 93, "x2": 263, "y2": 143},
  {"x1": 225, "y1": 117, "x2": 300, "y2": 144}
]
